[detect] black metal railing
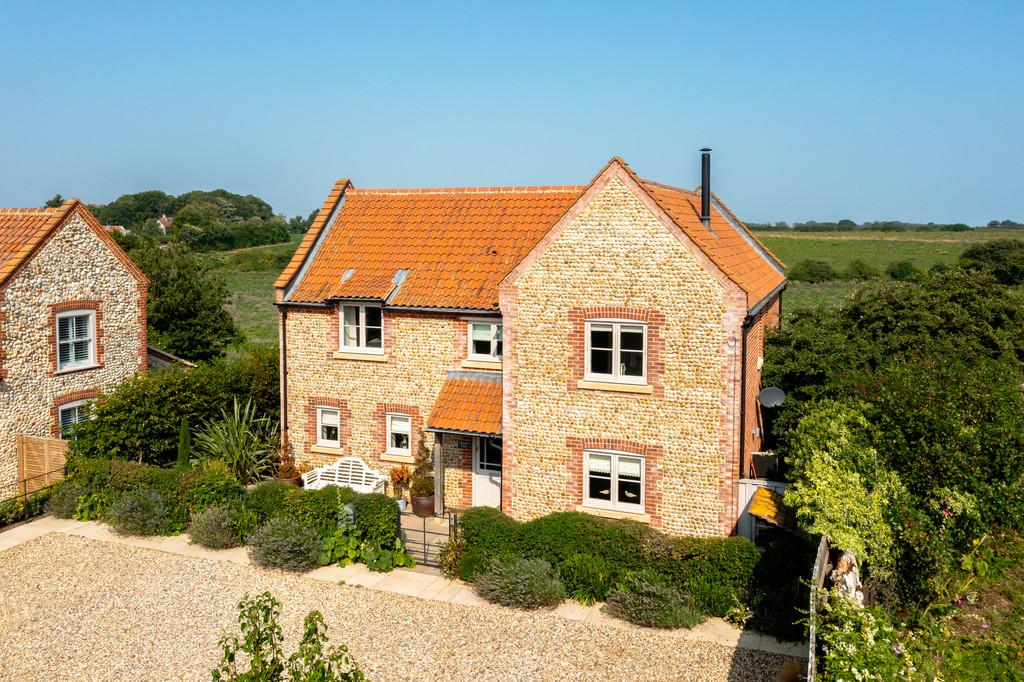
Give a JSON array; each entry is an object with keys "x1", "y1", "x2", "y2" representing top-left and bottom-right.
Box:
[{"x1": 399, "y1": 511, "x2": 457, "y2": 567}]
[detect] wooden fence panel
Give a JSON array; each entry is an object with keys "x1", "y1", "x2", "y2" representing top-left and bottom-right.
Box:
[{"x1": 16, "y1": 435, "x2": 67, "y2": 495}]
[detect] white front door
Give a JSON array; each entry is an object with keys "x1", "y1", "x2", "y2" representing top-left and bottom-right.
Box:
[{"x1": 472, "y1": 437, "x2": 502, "y2": 508}]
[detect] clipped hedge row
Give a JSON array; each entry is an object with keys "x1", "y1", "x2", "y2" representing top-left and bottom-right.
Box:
[{"x1": 453, "y1": 508, "x2": 759, "y2": 617}]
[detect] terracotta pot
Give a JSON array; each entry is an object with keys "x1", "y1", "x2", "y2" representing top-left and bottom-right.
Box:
[
  {"x1": 278, "y1": 476, "x2": 302, "y2": 487},
  {"x1": 411, "y1": 495, "x2": 435, "y2": 518}
]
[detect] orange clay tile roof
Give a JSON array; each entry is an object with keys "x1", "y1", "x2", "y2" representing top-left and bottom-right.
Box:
[
  {"x1": 0, "y1": 203, "x2": 78, "y2": 286},
  {"x1": 280, "y1": 158, "x2": 785, "y2": 311},
  {"x1": 428, "y1": 370, "x2": 503, "y2": 435}
]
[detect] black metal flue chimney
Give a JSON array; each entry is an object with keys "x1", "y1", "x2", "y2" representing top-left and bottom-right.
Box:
[{"x1": 700, "y1": 148, "x2": 712, "y2": 227}]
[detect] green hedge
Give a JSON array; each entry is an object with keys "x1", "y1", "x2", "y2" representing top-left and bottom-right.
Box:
[
  {"x1": 455, "y1": 507, "x2": 759, "y2": 617},
  {"x1": 351, "y1": 493, "x2": 400, "y2": 545},
  {"x1": 0, "y1": 487, "x2": 53, "y2": 529}
]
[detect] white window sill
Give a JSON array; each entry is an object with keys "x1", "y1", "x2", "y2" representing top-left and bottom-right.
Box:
[
  {"x1": 576, "y1": 504, "x2": 650, "y2": 523},
  {"x1": 332, "y1": 351, "x2": 387, "y2": 362},
  {"x1": 381, "y1": 452, "x2": 414, "y2": 464},
  {"x1": 55, "y1": 363, "x2": 102, "y2": 375},
  {"x1": 576, "y1": 379, "x2": 652, "y2": 394},
  {"x1": 311, "y1": 444, "x2": 343, "y2": 455},
  {"x1": 462, "y1": 359, "x2": 502, "y2": 370}
]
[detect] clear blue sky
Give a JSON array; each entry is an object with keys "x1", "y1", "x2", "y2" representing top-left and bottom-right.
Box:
[{"x1": 1, "y1": 1, "x2": 1021, "y2": 225}]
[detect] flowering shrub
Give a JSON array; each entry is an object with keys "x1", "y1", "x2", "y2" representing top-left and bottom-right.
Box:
[{"x1": 817, "y1": 590, "x2": 914, "y2": 681}]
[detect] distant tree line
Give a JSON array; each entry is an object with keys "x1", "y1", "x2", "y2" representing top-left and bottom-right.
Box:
[
  {"x1": 65, "y1": 189, "x2": 316, "y2": 252},
  {"x1": 748, "y1": 219, "x2": 990, "y2": 232}
]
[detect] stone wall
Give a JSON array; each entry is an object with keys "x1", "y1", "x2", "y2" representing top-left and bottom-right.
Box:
[
  {"x1": 0, "y1": 212, "x2": 146, "y2": 495},
  {"x1": 501, "y1": 174, "x2": 747, "y2": 537},
  {"x1": 742, "y1": 296, "x2": 782, "y2": 460}
]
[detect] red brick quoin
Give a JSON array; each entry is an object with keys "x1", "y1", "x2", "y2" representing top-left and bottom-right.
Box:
[
  {"x1": 567, "y1": 306, "x2": 665, "y2": 397},
  {"x1": 303, "y1": 397, "x2": 352, "y2": 458},
  {"x1": 48, "y1": 300, "x2": 104, "y2": 376},
  {"x1": 565, "y1": 437, "x2": 665, "y2": 529},
  {"x1": 51, "y1": 389, "x2": 99, "y2": 437}
]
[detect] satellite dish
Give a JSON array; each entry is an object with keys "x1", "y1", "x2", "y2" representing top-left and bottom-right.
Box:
[{"x1": 758, "y1": 387, "x2": 786, "y2": 408}]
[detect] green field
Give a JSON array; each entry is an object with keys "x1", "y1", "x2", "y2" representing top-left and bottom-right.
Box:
[
  {"x1": 212, "y1": 229, "x2": 1021, "y2": 343},
  {"x1": 760, "y1": 229, "x2": 1021, "y2": 311}
]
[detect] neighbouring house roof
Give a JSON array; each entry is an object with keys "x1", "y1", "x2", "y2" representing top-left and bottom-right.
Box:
[
  {"x1": 0, "y1": 200, "x2": 147, "y2": 290},
  {"x1": 427, "y1": 370, "x2": 503, "y2": 436},
  {"x1": 278, "y1": 158, "x2": 785, "y2": 311}
]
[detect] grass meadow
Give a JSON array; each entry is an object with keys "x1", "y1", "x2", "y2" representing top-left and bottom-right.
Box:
[{"x1": 212, "y1": 229, "x2": 1023, "y2": 346}]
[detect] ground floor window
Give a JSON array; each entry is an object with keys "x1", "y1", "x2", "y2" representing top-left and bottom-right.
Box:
[
  {"x1": 58, "y1": 400, "x2": 90, "y2": 439},
  {"x1": 583, "y1": 450, "x2": 644, "y2": 513},
  {"x1": 386, "y1": 413, "x2": 411, "y2": 455},
  {"x1": 479, "y1": 437, "x2": 502, "y2": 472},
  {"x1": 317, "y1": 407, "x2": 340, "y2": 448}
]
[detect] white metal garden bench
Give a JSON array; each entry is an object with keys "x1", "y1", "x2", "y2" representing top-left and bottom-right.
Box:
[{"x1": 301, "y1": 456, "x2": 387, "y2": 494}]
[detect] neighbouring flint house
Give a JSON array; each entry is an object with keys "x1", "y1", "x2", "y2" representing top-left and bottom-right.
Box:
[
  {"x1": 276, "y1": 154, "x2": 786, "y2": 537},
  {"x1": 0, "y1": 200, "x2": 148, "y2": 496}
]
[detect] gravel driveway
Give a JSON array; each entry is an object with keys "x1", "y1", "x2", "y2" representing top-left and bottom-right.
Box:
[{"x1": 0, "y1": 534, "x2": 786, "y2": 681}]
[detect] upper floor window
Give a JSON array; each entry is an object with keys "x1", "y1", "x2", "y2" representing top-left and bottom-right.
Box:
[
  {"x1": 585, "y1": 320, "x2": 646, "y2": 384},
  {"x1": 317, "y1": 407, "x2": 340, "y2": 448},
  {"x1": 584, "y1": 450, "x2": 644, "y2": 513},
  {"x1": 386, "y1": 413, "x2": 411, "y2": 456},
  {"x1": 341, "y1": 304, "x2": 383, "y2": 353},
  {"x1": 468, "y1": 320, "x2": 502, "y2": 361},
  {"x1": 58, "y1": 399, "x2": 90, "y2": 440},
  {"x1": 57, "y1": 310, "x2": 96, "y2": 371}
]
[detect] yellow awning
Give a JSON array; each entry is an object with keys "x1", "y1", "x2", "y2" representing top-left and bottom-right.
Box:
[{"x1": 748, "y1": 486, "x2": 797, "y2": 532}]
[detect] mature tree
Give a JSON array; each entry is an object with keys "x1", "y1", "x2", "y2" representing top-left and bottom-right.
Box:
[
  {"x1": 133, "y1": 243, "x2": 243, "y2": 360},
  {"x1": 44, "y1": 193, "x2": 64, "y2": 208}
]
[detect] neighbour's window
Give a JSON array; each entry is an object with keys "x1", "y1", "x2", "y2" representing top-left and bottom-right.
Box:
[
  {"x1": 584, "y1": 320, "x2": 646, "y2": 384},
  {"x1": 583, "y1": 450, "x2": 644, "y2": 513},
  {"x1": 386, "y1": 414, "x2": 411, "y2": 456},
  {"x1": 317, "y1": 407, "x2": 340, "y2": 448},
  {"x1": 341, "y1": 304, "x2": 383, "y2": 353},
  {"x1": 58, "y1": 400, "x2": 90, "y2": 440},
  {"x1": 56, "y1": 310, "x2": 96, "y2": 371},
  {"x1": 468, "y1": 321, "x2": 502, "y2": 361}
]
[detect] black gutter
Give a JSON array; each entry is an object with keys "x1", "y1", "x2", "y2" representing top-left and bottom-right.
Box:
[
  {"x1": 739, "y1": 315, "x2": 752, "y2": 481},
  {"x1": 280, "y1": 305, "x2": 289, "y2": 454}
]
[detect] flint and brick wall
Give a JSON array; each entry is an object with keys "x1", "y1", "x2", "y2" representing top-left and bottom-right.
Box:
[
  {"x1": 501, "y1": 175, "x2": 747, "y2": 537},
  {"x1": 0, "y1": 213, "x2": 147, "y2": 495},
  {"x1": 284, "y1": 308, "x2": 468, "y2": 492},
  {"x1": 742, "y1": 296, "x2": 781, "y2": 461}
]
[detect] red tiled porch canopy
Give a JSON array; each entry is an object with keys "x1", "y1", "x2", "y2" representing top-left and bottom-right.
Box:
[{"x1": 427, "y1": 370, "x2": 502, "y2": 436}]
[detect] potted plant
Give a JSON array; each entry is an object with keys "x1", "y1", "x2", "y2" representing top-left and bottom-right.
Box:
[
  {"x1": 277, "y1": 459, "x2": 302, "y2": 486},
  {"x1": 389, "y1": 464, "x2": 412, "y2": 513},
  {"x1": 409, "y1": 431, "x2": 435, "y2": 517}
]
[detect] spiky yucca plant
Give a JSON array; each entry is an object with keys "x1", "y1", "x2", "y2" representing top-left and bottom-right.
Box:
[{"x1": 195, "y1": 398, "x2": 278, "y2": 484}]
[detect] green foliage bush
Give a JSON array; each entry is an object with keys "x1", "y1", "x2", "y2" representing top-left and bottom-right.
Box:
[
  {"x1": 885, "y1": 259, "x2": 921, "y2": 281},
  {"x1": 319, "y1": 519, "x2": 415, "y2": 572},
  {"x1": 0, "y1": 488, "x2": 53, "y2": 528},
  {"x1": 245, "y1": 480, "x2": 293, "y2": 523},
  {"x1": 843, "y1": 259, "x2": 880, "y2": 281},
  {"x1": 474, "y1": 558, "x2": 565, "y2": 609},
  {"x1": 958, "y1": 238, "x2": 1024, "y2": 285},
  {"x1": 247, "y1": 517, "x2": 321, "y2": 572},
  {"x1": 283, "y1": 485, "x2": 355, "y2": 537},
  {"x1": 351, "y1": 493, "x2": 399, "y2": 546},
  {"x1": 558, "y1": 553, "x2": 620, "y2": 604},
  {"x1": 182, "y1": 460, "x2": 244, "y2": 513},
  {"x1": 817, "y1": 592, "x2": 911, "y2": 681},
  {"x1": 190, "y1": 504, "x2": 241, "y2": 549},
  {"x1": 788, "y1": 259, "x2": 839, "y2": 283},
  {"x1": 211, "y1": 592, "x2": 365, "y2": 682},
  {"x1": 46, "y1": 483, "x2": 87, "y2": 519},
  {"x1": 66, "y1": 347, "x2": 279, "y2": 467},
  {"x1": 107, "y1": 489, "x2": 170, "y2": 536},
  {"x1": 605, "y1": 571, "x2": 705, "y2": 629}
]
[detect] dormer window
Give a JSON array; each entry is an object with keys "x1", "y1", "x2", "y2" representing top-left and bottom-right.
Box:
[
  {"x1": 341, "y1": 304, "x2": 383, "y2": 354},
  {"x1": 468, "y1": 320, "x2": 502, "y2": 361}
]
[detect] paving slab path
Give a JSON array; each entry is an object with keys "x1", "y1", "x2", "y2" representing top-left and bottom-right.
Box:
[{"x1": 0, "y1": 517, "x2": 806, "y2": 681}]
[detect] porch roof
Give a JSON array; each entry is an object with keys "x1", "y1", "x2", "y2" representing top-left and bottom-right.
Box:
[{"x1": 427, "y1": 370, "x2": 502, "y2": 436}]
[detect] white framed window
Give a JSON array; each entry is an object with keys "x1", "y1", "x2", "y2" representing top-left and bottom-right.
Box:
[
  {"x1": 58, "y1": 399, "x2": 90, "y2": 440},
  {"x1": 386, "y1": 413, "x2": 411, "y2": 456},
  {"x1": 56, "y1": 310, "x2": 96, "y2": 371},
  {"x1": 584, "y1": 450, "x2": 645, "y2": 513},
  {"x1": 468, "y1": 320, "x2": 502, "y2": 361},
  {"x1": 584, "y1": 320, "x2": 647, "y2": 384},
  {"x1": 316, "y1": 407, "x2": 341, "y2": 448},
  {"x1": 341, "y1": 304, "x2": 383, "y2": 353}
]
